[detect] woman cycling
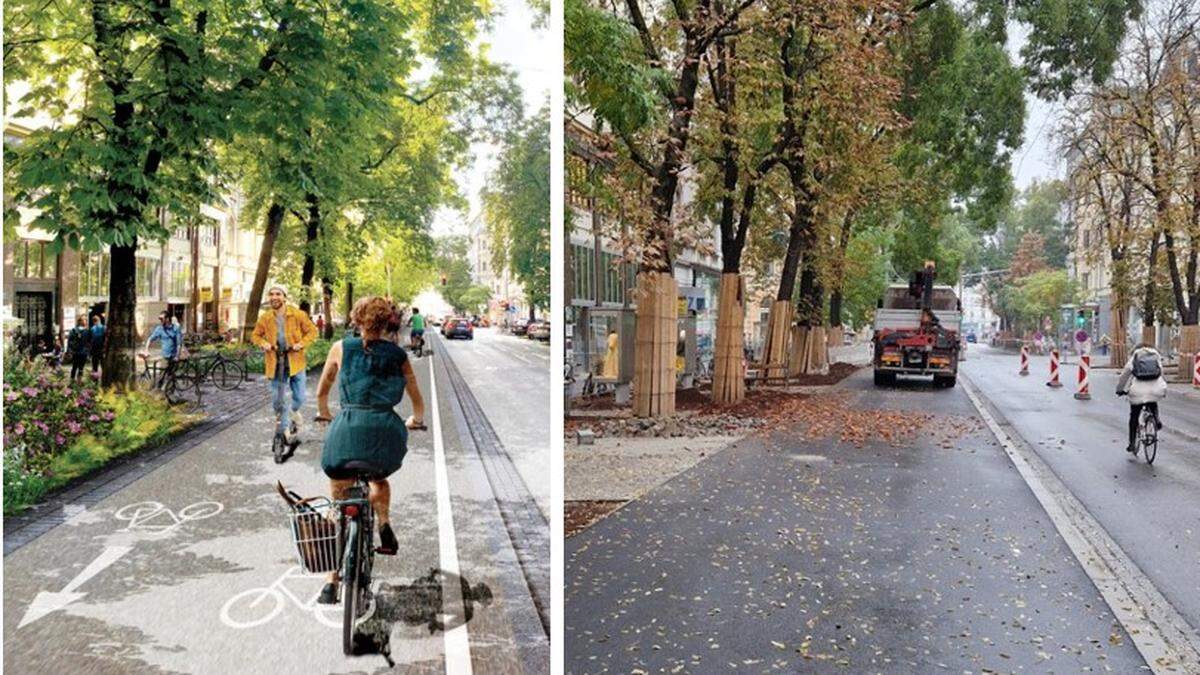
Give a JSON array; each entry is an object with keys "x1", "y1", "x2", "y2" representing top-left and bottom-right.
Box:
[{"x1": 314, "y1": 296, "x2": 426, "y2": 604}]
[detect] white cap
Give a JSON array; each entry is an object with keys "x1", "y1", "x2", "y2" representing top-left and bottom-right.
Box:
[{"x1": 267, "y1": 283, "x2": 288, "y2": 297}]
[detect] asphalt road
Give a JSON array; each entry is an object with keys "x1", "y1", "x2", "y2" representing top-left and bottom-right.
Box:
[
  {"x1": 436, "y1": 326, "x2": 551, "y2": 518},
  {"x1": 962, "y1": 344, "x2": 1200, "y2": 632},
  {"x1": 566, "y1": 368, "x2": 1147, "y2": 673},
  {"x1": 4, "y1": 332, "x2": 548, "y2": 674}
]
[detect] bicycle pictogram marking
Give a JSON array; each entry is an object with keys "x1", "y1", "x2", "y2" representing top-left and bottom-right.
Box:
[
  {"x1": 114, "y1": 500, "x2": 223, "y2": 535},
  {"x1": 220, "y1": 566, "x2": 342, "y2": 629}
]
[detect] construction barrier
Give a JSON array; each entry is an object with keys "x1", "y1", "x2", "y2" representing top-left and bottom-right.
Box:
[
  {"x1": 1046, "y1": 349, "x2": 1062, "y2": 388},
  {"x1": 1074, "y1": 354, "x2": 1091, "y2": 400},
  {"x1": 1019, "y1": 344, "x2": 1029, "y2": 376},
  {"x1": 1194, "y1": 352, "x2": 1199, "y2": 389}
]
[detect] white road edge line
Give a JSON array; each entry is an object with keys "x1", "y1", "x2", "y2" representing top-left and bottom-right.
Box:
[
  {"x1": 960, "y1": 374, "x2": 1200, "y2": 674},
  {"x1": 430, "y1": 355, "x2": 474, "y2": 675}
]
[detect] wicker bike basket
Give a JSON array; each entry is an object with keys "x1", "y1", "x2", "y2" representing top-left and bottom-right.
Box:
[{"x1": 277, "y1": 482, "x2": 341, "y2": 574}]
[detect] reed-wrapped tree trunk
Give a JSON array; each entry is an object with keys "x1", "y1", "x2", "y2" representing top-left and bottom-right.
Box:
[
  {"x1": 762, "y1": 301, "x2": 793, "y2": 380},
  {"x1": 711, "y1": 273, "x2": 746, "y2": 404},
  {"x1": 632, "y1": 272, "x2": 678, "y2": 417},
  {"x1": 1110, "y1": 286, "x2": 1129, "y2": 367}
]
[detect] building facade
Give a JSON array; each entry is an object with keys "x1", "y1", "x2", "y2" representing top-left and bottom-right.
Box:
[{"x1": 565, "y1": 116, "x2": 724, "y2": 383}]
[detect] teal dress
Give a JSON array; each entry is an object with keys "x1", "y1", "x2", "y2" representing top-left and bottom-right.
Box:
[{"x1": 321, "y1": 338, "x2": 409, "y2": 479}]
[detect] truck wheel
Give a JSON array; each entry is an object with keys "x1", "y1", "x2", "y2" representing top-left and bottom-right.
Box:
[
  {"x1": 873, "y1": 370, "x2": 893, "y2": 386},
  {"x1": 934, "y1": 375, "x2": 957, "y2": 388}
]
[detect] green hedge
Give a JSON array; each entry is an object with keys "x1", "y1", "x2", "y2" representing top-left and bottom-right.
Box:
[{"x1": 231, "y1": 337, "x2": 333, "y2": 376}]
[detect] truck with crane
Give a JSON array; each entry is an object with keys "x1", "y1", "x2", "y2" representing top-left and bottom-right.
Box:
[{"x1": 872, "y1": 262, "x2": 963, "y2": 388}]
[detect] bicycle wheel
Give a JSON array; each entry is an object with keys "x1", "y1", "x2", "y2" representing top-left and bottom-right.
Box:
[
  {"x1": 342, "y1": 518, "x2": 361, "y2": 655},
  {"x1": 210, "y1": 360, "x2": 244, "y2": 391},
  {"x1": 1142, "y1": 414, "x2": 1158, "y2": 465}
]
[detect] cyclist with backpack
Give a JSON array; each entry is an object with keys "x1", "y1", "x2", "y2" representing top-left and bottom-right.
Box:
[{"x1": 1116, "y1": 343, "x2": 1167, "y2": 454}]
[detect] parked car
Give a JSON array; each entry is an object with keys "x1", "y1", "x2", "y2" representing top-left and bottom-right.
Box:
[
  {"x1": 442, "y1": 317, "x2": 474, "y2": 340},
  {"x1": 529, "y1": 321, "x2": 550, "y2": 341},
  {"x1": 511, "y1": 318, "x2": 530, "y2": 336},
  {"x1": 966, "y1": 331, "x2": 977, "y2": 343}
]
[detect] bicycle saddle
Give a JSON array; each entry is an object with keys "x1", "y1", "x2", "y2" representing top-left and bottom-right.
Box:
[{"x1": 341, "y1": 460, "x2": 388, "y2": 474}]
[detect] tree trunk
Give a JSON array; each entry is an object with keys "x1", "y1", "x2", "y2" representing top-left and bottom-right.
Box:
[
  {"x1": 1142, "y1": 232, "x2": 1160, "y2": 341},
  {"x1": 632, "y1": 272, "x2": 678, "y2": 417},
  {"x1": 711, "y1": 273, "x2": 746, "y2": 405},
  {"x1": 321, "y1": 278, "x2": 334, "y2": 338},
  {"x1": 345, "y1": 281, "x2": 354, "y2": 328},
  {"x1": 242, "y1": 203, "x2": 284, "y2": 341},
  {"x1": 791, "y1": 260, "x2": 827, "y2": 375},
  {"x1": 102, "y1": 243, "x2": 139, "y2": 389},
  {"x1": 1180, "y1": 324, "x2": 1200, "y2": 381},
  {"x1": 300, "y1": 192, "x2": 320, "y2": 314},
  {"x1": 761, "y1": 300, "x2": 792, "y2": 380},
  {"x1": 1109, "y1": 285, "x2": 1129, "y2": 367}
]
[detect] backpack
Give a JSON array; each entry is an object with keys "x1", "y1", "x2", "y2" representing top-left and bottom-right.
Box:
[{"x1": 1132, "y1": 350, "x2": 1161, "y2": 380}]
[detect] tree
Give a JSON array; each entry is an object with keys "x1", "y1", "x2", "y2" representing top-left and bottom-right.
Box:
[
  {"x1": 567, "y1": 0, "x2": 767, "y2": 416},
  {"x1": 3, "y1": 0, "x2": 306, "y2": 386},
  {"x1": 434, "y1": 235, "x2": 476, "y2": 313},
  {"x1": 484, "y1": 105, "x2": 551, "y2": 315},
  {"x1": 352, "y1": 231, "x2": 436, "y2": 304},
  {"x1": 1066, "y1": 0, "x2": 1200, "y2": 372}
]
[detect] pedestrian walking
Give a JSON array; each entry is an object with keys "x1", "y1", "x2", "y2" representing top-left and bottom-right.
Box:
[
  {"x1": 251, "y1": 284, "x2": 318, "y2": 442},
  {"x1": 89, "y1": 314, "x2": 106, "y2": 374},
  {"x1": 67, "y1": 317, "x2": 91, "y2": 380}
]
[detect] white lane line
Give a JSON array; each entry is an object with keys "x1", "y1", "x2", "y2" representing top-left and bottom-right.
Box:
[
  {"x1": 430, "y1": 355, "x2": 474, "y2": 675},
  {"x1": 961, "y1": 375, "x2": 1200, "y2": 674}
]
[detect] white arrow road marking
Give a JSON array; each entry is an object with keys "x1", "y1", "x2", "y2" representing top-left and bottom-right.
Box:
[
  {"x1": 19, "y1": 545, "x2": 133, "y2": 628},
  {"x1": 430, "y1": 356, "x2": 473, "y2": 675}
]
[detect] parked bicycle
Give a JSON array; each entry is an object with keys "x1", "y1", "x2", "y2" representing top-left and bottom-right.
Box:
[
  {"x1": 195, "y1": 349, "x2": 248, "y2": 391},
  {"x1": 138, "y1": 354, "x2": 201, "y2": 405}
]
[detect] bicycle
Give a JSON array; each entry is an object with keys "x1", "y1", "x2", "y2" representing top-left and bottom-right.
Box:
[
  {"x1": 1118, "y1": 392, "x2": 1159, "y2": 465},
  {"x1": 409, "y1": 332, "x2": 426, "y2": 358},
  {"x1": 138, "y1": 353, "x2": 200, "y2": 405},
  {"x1": 193, "y1": 349, "x2": 247, "y2": 391},
  {"x1": 115, "y1": 500, "x2": 223, "y2": 535},
  {"x1": 1136, "y1": 406, "x2": 1159, "y2": 464}
]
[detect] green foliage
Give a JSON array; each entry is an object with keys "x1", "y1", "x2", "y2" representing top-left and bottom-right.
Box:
[
  {"x1": 890, "y1": 209, "x2": 979, "y2": 285},
  {"x1": 484, "y1": 105, "x2": 550, "y2": 312},
  {"x1": 458, "y1": 286, "x2": 493, "y2": 314},
  {"x1": 434, "y1": 235, "x2": 478, "y2": 313},
  {"x1": 564, "y1": 0, "x2": 664, "y2": 136},
  {"x1": 351, "y1": 231, "x2": 436, "y2": 304},
  {"x1": 3, "y1": 354, "x2": 113, "y2": 474},
  {"x1": 841, "y1": 226, "x2": 896, "y2": 329},
  {"x1": 1003, "y1": 269, "x2": 1078, "y2": 330}
]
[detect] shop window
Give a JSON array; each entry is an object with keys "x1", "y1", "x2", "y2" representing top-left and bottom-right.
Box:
[{"x1": 136, "y1": 257, "x2": 161, "y2": 298}]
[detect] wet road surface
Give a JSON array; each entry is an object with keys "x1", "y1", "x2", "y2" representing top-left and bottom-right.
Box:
[
  {"x1": 962, "y1": 345, "x2": 1200, "y2": 632},
  {"x1": 566, "y1": 367, "x2": 1147, "y2": 672}
]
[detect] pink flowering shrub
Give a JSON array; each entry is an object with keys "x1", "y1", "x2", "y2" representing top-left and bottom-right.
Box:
[{"x1": 3, "y1": 353, "x2": 114, "y2": 474}]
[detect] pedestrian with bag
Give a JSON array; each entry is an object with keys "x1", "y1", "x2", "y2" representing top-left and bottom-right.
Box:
[{"x1": 67, "y1": 316, "x2": 91, "y2": 380}]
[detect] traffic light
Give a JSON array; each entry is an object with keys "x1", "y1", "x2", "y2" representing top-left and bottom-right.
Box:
[{"x1": 1075, "y1": 310, "x2": 1086, "y2": 329}]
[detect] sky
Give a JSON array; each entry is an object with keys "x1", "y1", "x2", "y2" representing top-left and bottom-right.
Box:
[
  {"x1": 429, "y1": 0, "x2": 552, "y2": 238},
  {"x1": 1007, "y1": 22, "x2": 1066, "y2": 193}
]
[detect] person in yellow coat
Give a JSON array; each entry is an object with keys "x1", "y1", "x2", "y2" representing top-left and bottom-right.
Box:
[
  {"x1": 252, "y1": 284, "x2": 318, "y2": 439},
  {"x1": 601, "y1": 330, "x2": 620, "y2": 378}
]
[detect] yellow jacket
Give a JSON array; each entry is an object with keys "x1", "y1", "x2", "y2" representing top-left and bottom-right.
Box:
[{"x1": 251, "y1": 304, "x2": 318, "y2": 377}]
